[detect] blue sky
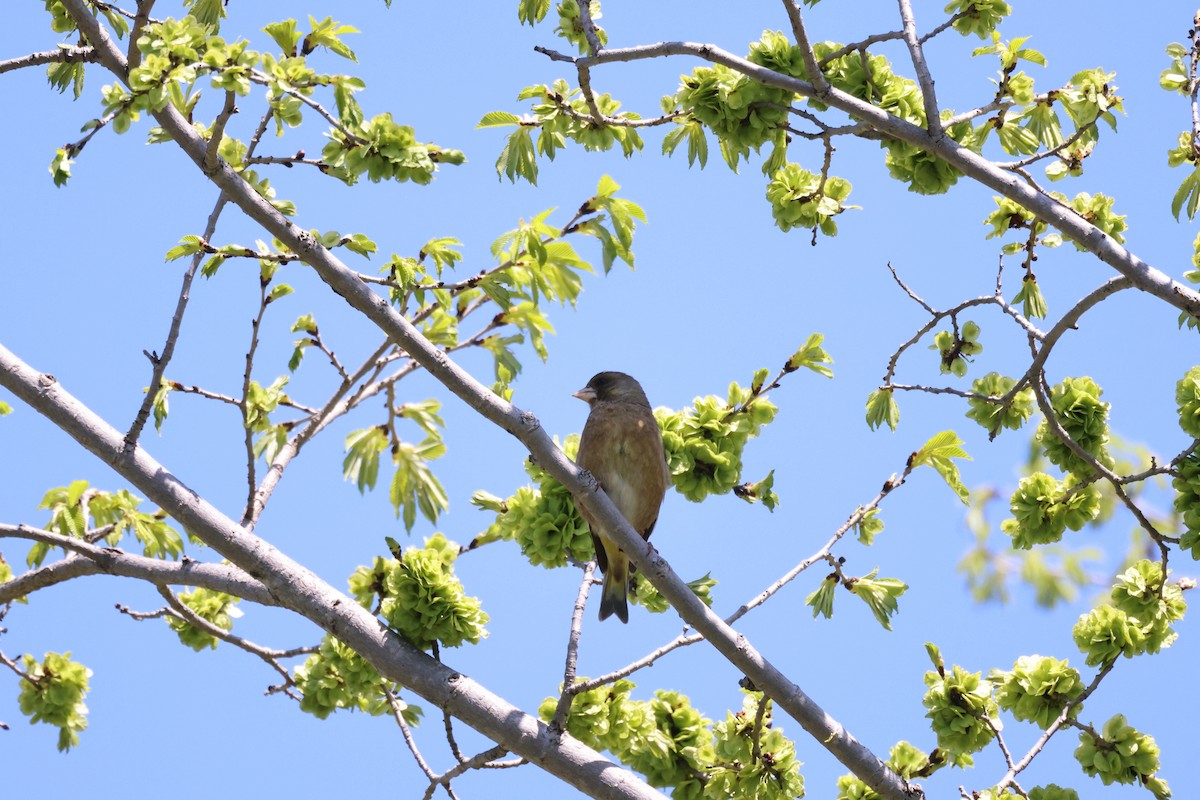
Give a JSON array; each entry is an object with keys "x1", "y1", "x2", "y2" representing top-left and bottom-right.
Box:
[{"x1": 1, "y1": 2, "x2": 1198, "y2": 798}]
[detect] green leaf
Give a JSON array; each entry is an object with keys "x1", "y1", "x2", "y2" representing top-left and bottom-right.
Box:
[
  {"x1": 267, "y1": 283, "x2": 294, "y2": 303},
  {"x1": 496, "y1": 127, "x2": 538, "y2": 184},
  {"x1": 911, "y1": 430, "x2": 972, "y2": 504},
  {"x1": 866, "y1": 389, "x2": 900, "y2": 431},
  {"x1": 849, "y1": 569, "x2": 907, "y2": 630},
  {"x1": 805, "y1": 575, "x2": 837, "y2": 619},
  {"x1": 1171, "y1": 167, "x2": 1200, "y2": 221},
  {"x1": 787, "y1": 332, "x2": 834, "y2": 378},
  {"x1": 477, "y1": 111, "x2": 522, "y2": 128},
  {"x1": 0, "y1": 401, "x2": 11, "y2": 416},
  {"x1": 343, "y1": 427, "x2": 387, "y2": 493}
]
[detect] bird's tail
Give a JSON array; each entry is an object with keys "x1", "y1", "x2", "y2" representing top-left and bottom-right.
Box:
[{"x1": 598, "y1": 548, "x2": 630, "y2": 623}]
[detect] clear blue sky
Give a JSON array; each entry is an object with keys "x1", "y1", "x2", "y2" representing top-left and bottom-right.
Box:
[{"x1": 1, "y1": 2, "x2": 1197, "y2": 798}]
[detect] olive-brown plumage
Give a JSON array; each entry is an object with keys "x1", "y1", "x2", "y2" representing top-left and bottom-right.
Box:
[{"x1": 573, "y1": 372, "x2": 671, "y2": 623}]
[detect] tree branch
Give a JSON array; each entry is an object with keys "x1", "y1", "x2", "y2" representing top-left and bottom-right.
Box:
[
  {"x1": 0, "y1": 47, "x2": 96, "y2": 75},
  {"x1": 0, "y1": 524, "x2": 276, "y2": 606}
]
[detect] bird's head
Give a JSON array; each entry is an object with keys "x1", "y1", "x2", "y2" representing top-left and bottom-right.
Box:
[{"x1": 572, "y1": 371, "x2": 650, "y2": 407}]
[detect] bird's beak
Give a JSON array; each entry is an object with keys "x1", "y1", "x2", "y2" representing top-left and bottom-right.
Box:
[{"x1": 572, "y1": 387, "x2": 597, "y2": 403}]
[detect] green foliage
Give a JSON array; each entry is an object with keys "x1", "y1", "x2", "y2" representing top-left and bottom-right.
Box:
[
  {"x1": 989, "y1": 655, "x2": 1083, "y2": 728},
  {"x1": 166, "y1": 587, "x2": 240, "y2": 651},
  {"x1": 486, "y1": 80, "x2": 642, "y2": 184},
  {"x1": 657, "y1": 379, "x2": 778, "y2": 502},
  {"x1": 348, "y1": 533, "x2": 488, "y2": 650},
  {"x1": 1028, "y1": 787, "x2": 1080, "y2": 800},
  {"x1": 1173, "y1": 450, "x2": 1200, "y2": 558},
  {"x1": 475, "y1": 434, "x2": 594, "y2": 568},
  {"x1": 673, "y1": 36, "x2": 796, "y2": 169},
  {"x1": 1057, "y1": 192, "x2": 1127, "y2": 249},
  {"x1": 293, "y1": 635, "x2": 421, "y2": 723},
  {"x1": 554, "y1": 0, "x2": 606, "y2": 53},
  {"x1": 17, "y1": 651, "x2": 91, "y2": 752},
  {"x1": 786, "y1": 333, "x2": 835, "y2": 378},
  {"x1": 539, "y1": 680, "x2": 715, "y2": 797},
  {"x1": 1036, "y1": 376, "x2": 1114, "y2": 478},
  {"x1": 1001, "y1": 473, "x2": 1101, "y2": 549},
  {"x1": 1011, "y1": 274, "x2": 1049, "y2": 319},
  {"x1": 1107, "y1": 560, "x2": 1186, "y2": 655},
  {"x1": 707, "y1": 694, "x2": 806, "y2": 800},
  {"x1": 911, "y1": 430, "x2": 972, "y2": 503},
  {"x1": 865, "y1": 388, "x2": 900, "y2": 432},
  {"x1": 1175, "y1": 366, "x2": 1200, "y2": 437},
  {"x1": 805, "y1": 575, "x2": 836, "y2": 620},
  {"x1": 632, "y1": 571, "x2": 717, "y2": 614},
  {"x1": 836, "y1": 741, "x2": 941, "y2": 799},
  {"x1": 1075, "y1": 714, "x2": 1169, "y2": 798},
  {"x1": 1072, "y1": 603, "x2": 1147, "y2": 667},
  {"x1": 922, "y1": 658, "x2": 1000, "y2": 755},
  {"x1": 966, "y1": 372, "x2": 1034, "y2": 434},
  {"x1": 931, "y1": 320, "x2": 983, "y2": 377},
  {"x1": 342, "y1": 407, "x2": 449, "y2": 532},
  {"x1": 884, "y1": 138, "x2": 963, "y2": 195},
  {"x1": 322, "y1": 112, "x2": 464, "y2": 185},
  {"x1": 984, "y1": 196, "x2": 1045, "y2": 240},
  {"x1": 944, "y1": 0, "x2": 1011, "y2": 38},
  {"x1": 27, "y1": 481, "x2": 184, "y2": 567},
  {"x1": 765, "y1": 163, "x2": 854, "y2": 235},
  {"x1": 855, "y1": 508, "x2": 885, "y2": 545},
  {"x1": 849, "y1": 569, "x2": 908, "y2": 629}
]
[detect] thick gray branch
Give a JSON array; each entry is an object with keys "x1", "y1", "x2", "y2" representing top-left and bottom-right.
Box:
[
  {"x1": 0, "y1": 526, "x2": 276, "y2": 606},
  {"x1": 0, "y1": 46, "x2": 96, "y2": 75}
]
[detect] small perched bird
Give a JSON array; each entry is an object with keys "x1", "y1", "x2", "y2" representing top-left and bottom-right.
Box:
[{"x1": 573, "y1": 371, "x2": 671, "y2": 623}]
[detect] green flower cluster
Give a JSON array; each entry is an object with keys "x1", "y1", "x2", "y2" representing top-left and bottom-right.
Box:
[
  {"x1": 18, "y1": 651, "x2": 92, "y2": 752},
  {"x1": 539, "y1": 680, "x2": 713, "y2": 797},
  {"x1": 294, "y1": 635, "x2": 403, "y2": 720},
  {"x1": 922, "y1": 664, "x2": 1000, "y2": 755},
  {"x1": 553, "y1": 0, "x2": 606, "y2": 53},
  {"x1": 1075, "y1": 714, "x2": 1170, "y2": 799},
  {"x1": 1072, "y1": 560, "x2": 1186, "y2": 666},
  {"x1": 707, "y1": 694, "x2": 805, "y2": 800},
  {"x1": 1000, "y1": 473, "x2": 1101, "y2": 549},
  {"x1": 1176, "y1": 366, "x2": 1200, "y2": 437},
  {"x1": 989, "y1": 655, "x2": 1083, "y2": 728},
  {"x1": 1054, "y1": 192, "x2": 1128, "y2": 251},
  {"x1": 348, "y1": 533, "x2": 489, "y2": 650},
  {"x1": 1036, "y1": 377, "x2": 1114, "y2": 478},
  {"x1": 475, "y1": 435, "x2": 594, "y2": 568},
  {"x1": 1027, "y1": 787, "x2": 1080, "y2": 800},
  {"x1": 1173, "y1": 450, "x2": 1200, "y2": 558},
  {"x1": 931, "y1": 321, "x2": 983, "y2": 377},
  {"x1": 965, "y1": 372, "x2": 1034, "y2": 434},
  {"x1": 765, "y1": 163, "x2": 854, "y2": 235},
  {"x1": 944, "y1": 0, "x2": 1012, "y2": 38},
  {"x1": 323, "y1": 112, "x2": 465, "y2": 186},
  {"x1": 514, "y1": 79, "x2": 643, "y2": 157},
  {"x1": 984, "y1": 196, "x2": 1046, "y2": 239},
  {"x1": 656, "y1": 383, "x2": 778, "y2": 502},
  {"x1": 675, "y1": 42, "x2": 794, "y2": 163},
  {"x1": 167, "y1": 587, "x2": 240, "y2": 651},
  {"x1": 632, "y1": 572, "x2": 717, "y2": 614},
  {"x1": 836, "y1": 741, "x2": 938, "y2": 799}
]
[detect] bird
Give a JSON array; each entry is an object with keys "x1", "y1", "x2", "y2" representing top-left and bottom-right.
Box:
[{"x1": 573, "y1": 371, "x2": 671, "y2": 623}]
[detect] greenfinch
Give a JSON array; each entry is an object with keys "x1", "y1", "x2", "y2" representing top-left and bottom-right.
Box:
[{"x1": 573, "y1": 372, "x2": 671, "y2": 623}]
